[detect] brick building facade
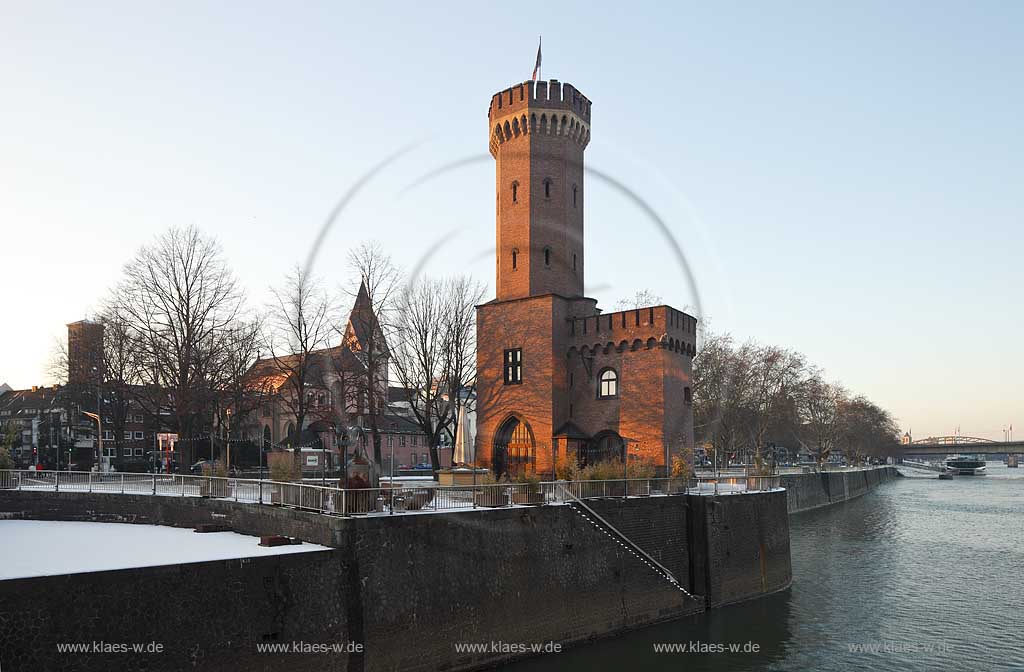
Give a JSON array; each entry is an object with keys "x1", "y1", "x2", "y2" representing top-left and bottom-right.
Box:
[{"x1": 475, "y1": 77, "x2": 696, "y2": 477}]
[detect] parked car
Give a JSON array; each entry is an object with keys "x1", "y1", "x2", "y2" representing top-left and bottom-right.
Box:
[{"x1": 190, "y1": 460, "x2": 211, "y2": 475}]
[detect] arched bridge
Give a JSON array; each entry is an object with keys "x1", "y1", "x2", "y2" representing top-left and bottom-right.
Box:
[{"x1": 898, "y1": 436, "x2": 1024, "y2": 456}]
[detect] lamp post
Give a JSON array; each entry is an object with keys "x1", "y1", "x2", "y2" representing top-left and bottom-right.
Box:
[
  {"x1": 83, "y1": 411, "x2": 101, "y2": 470},
  {"x1": 92, "y1": 367, "x2": 103, "y2": 470}
]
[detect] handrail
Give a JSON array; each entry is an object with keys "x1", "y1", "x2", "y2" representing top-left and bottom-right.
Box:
[
  {"x1": 556, "y1": 482, "x2": 680, "y2": 586},
  {"x1": 0, "y1": 470, "x2": 781, "y2": 518}
]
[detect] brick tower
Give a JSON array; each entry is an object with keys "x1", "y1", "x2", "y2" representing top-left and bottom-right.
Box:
[
  {"x1": 489, "y1": 79, "x2": 591, "y2": 300},
  {"x1": 476, "y1": 78, "x2": 696, "y2": 478},
  {"x1": 66, "y1": 320, "x2": 104, "y2": 386}
]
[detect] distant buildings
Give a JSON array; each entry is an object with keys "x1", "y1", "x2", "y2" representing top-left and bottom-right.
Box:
[{"x1": 0, "y1": 321, "x2": 160, "y2": 470}]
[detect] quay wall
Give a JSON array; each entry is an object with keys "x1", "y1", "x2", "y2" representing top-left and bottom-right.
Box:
[
  {"x1": 0, "y1": 488, "x2": 790, "y2": 672},
  {"x1": 780, "y1": 466, "x2": 900, "y2": 514}
]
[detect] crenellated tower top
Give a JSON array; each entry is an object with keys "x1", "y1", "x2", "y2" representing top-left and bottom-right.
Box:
[
  {"x1": 488, "y1": 80, "x2": 591, "y2": 157},
  {"x1": 488, "y1": 79, "x2": 592, "y2": 301}
]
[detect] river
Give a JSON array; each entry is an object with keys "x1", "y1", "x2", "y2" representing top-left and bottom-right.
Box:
[{"x1": 504, "y1": 463, "x2": 1024, "y2": 672}]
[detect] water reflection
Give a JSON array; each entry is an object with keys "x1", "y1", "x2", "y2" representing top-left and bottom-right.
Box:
[{"x1": 505, "y1": 464, "x2": 1024, "y2": 672}]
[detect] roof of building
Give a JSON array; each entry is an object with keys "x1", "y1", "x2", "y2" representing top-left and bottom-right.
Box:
[
  {"x1": 379, "y1": 413, "x2": 426, "y2": 435},
  {"x1": 246, "y1": 345, "x2": 364, "y2": 392},
  {"x1": 342, "y1": 281, "x2": 389, "y2": 357},
  {"x1": 0, "y1": 386, "x2": 63, "y2": 418},
  {"x1": 553, "y1": 421, "x2": 590, "y2": 439},
  {"x1": 387, "y1": 386, "x2": 413, "y2": 403}
]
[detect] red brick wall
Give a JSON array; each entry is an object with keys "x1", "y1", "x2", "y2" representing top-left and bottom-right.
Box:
[{"x1": 490, "y1": 81, "x2": 589, "y2": 301}]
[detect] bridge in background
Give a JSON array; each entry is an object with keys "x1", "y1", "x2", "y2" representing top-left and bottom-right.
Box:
[{"x1": 898, "y1": 435, "x2": 1024, "y2": 458}]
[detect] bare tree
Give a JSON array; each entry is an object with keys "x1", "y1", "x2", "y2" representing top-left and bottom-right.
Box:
[
  {"x1": 614, "y1": 289, "x2": 662, "y2": 311},
  {"x1": 836, "y1": 396, "x2": 900, "y2": 465},
  {"x1": 265, "y1": 266, "x2": 337, "y2": 446},
  {"x1": 795, "y1": 373, "x2": 846, "y2": 467},
  {"x1": 440, "y1": 276, "x2": 484, "y2": 462},
  {"x1": 746, "y1": 344, "x2": 806, "y2": 472},
  {"x1": 111, "y1": 226, "x2": 243, "y2": 466},
  {"x1": 346, "y1": 241, "x2": 401, "y2": 467},
  {"x1": 98, "y1": 307, "x2": 145, "y2": 463},
  {"x1": 212, "y1": 318, "x2": 266, "y2": 453},
  {"x1": 693, "y1": 333, "x2": 755, "y2": 468},
  {"x1": 390, "y1": 275, "x2": 484, "y2": 474}
]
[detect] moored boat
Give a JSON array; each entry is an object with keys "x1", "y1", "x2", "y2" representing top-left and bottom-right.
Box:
[{"x1": 945, "y1": 455, "x2": 987, "y2": 475}]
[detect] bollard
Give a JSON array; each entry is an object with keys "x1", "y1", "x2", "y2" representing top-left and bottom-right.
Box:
[{"x1": 152, "y1": 474, "x2": 157, "y2": 495}]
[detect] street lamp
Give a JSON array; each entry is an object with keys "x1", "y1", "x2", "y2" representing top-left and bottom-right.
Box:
[
  {"x1": 92, "y1": 366, "x2": 103, "y2": 470},
  {"x1": 83, "y1": 411, "x2": 102, "y2": 470}
]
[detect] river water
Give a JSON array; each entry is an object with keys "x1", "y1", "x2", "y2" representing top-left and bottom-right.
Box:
[{"x1": 505, "y1": 463, "x2": 1024, "y2": 672}]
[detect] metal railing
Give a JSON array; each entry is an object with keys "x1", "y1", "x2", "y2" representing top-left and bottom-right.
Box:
[{"x1": 0, "y1": 470, "x2": 780, "y2": 518}]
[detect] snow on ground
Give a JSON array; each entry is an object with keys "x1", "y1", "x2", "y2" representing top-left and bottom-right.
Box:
[{"x1": 0, "y1": 520, "x2": 331, "y2": 581}]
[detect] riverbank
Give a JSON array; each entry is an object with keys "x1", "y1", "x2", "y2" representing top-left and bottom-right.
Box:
[
  {"x1": 499, "y1": 462, "x2": 1024, "y2": 672},
  {"x1": 780, "y1": 466, "x2": 901, "y2": 514},
  {"x1": 0, "y1": 486, "x2": 789, "y2": 672}
]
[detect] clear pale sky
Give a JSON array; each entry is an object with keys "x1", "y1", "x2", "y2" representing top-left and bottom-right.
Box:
[{"x1": 1, "y1": 2, "x2": 1021, "y2": 440}]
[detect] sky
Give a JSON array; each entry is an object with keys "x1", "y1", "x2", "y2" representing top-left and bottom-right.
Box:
[{"x1": 1, "y1": 1, "x2": 1021, "y2": 440}]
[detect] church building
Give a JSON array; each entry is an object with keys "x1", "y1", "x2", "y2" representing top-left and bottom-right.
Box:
[{"x1": 475, "y1": 77, "x2": 697, "y2": 477}]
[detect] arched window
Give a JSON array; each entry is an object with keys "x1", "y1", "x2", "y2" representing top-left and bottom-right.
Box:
[
  {"x1": 544, "y1": 179, "x2": 552, "y2": 199},
  {"x1": 572, "y1": 184, "x2": 578, "y2": 207},
  {"x1": 544, "y1": 247, "x2": 551, "y2": 266},
  {"x1": 598, "y1": 368, "x2": 618, "y2": 399},
  {"x1": 572, "y1": 253, "x2": 577, "y2": 272},
  {"x1": 684, "y1": 387, "x2": 693, "y2": 404},
  {"x1": 511, "y1": 248, "x2": 518, "y2": 270},
  {"x1": 511, "y1": 182, "x2": 518, "y2": 203}
]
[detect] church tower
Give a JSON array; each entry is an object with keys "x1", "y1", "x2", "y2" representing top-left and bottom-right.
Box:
[{"x1": 488, "y1": 80, "x2": 591, "y2": 299}]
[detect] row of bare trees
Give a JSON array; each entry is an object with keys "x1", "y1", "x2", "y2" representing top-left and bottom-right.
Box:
[
  {"x1": 693, "y1": 332, "x2": 901, "y2": 470},
  {"x1": 52, "y1": 227, "x2": 482, "y2": 472}
]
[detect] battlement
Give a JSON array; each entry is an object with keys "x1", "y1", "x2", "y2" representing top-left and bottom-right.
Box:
[
  {"x1": 488, "y1": 79, "x2": 592, "y2": 123},
  {"x1": 567, "y1": 305, "x2": 698, "y2": 358},
  {"x1": 488, "y1": 79, "x2": 592, "y2": 156}
]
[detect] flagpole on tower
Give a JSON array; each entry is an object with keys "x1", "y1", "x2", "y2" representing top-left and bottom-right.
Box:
[{"x1": 532, "y1": 36, "x2": 542, "y2": 82}]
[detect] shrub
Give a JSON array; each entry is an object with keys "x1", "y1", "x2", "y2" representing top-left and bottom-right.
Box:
[
  {"x1": 626, "y1": 457, "x2": 657, "y2": 479},
  {"x1": 0, "y1": 446, "x2": 12, "y2": 470},
  {"x1": 201, "y1": 460, "x2": 228, "y2": 478},
  {"x1": 580, "y1": 459, "x2": 624, "y2": 481},
  {"x1": 555, "y1": 450, "x2": 580, "y2": 481},
  {"x1": 670, "y1": 447, "x2": 694, "y2": 480},
  {"x1": 267, "y1": 452, "x2": 298, "y2": 482}
]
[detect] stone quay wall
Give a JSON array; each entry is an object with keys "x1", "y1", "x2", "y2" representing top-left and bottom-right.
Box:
[
  {"x1": 0, "y1": 487, "x2": 791, "y2": 672},
  {"x1": 780, "y1": 466, "x2": 900, "y2": 514}
]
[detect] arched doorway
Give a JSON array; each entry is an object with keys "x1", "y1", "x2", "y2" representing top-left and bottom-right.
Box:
[
  {"x1": 263, "y1": 425, "x2": 272, "y2": 449},
  {"x1": 583, "y1": 431, "x2": 625, "y2": 466},
  {"x1": 493, "y1": 416, "x2": 536, "y2": 477}
]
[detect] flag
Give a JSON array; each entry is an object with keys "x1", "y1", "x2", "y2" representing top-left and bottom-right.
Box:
[{"x1": 531, "y1": 37, "x2": 542, "y2": 81}]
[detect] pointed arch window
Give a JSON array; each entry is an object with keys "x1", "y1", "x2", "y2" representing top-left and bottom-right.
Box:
[
  {"x1": 544, "y1": 179, "x2": 552, "y2": 199},
  {"x1": 511, "y1": 248, "x2": 518, "y2": 270},
  {"x1": 544, "y1": 247, "x2": 551, "y2": 266},
  {"x1": 511, "y1": 181, "x2": 519, "y2": 203}
]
